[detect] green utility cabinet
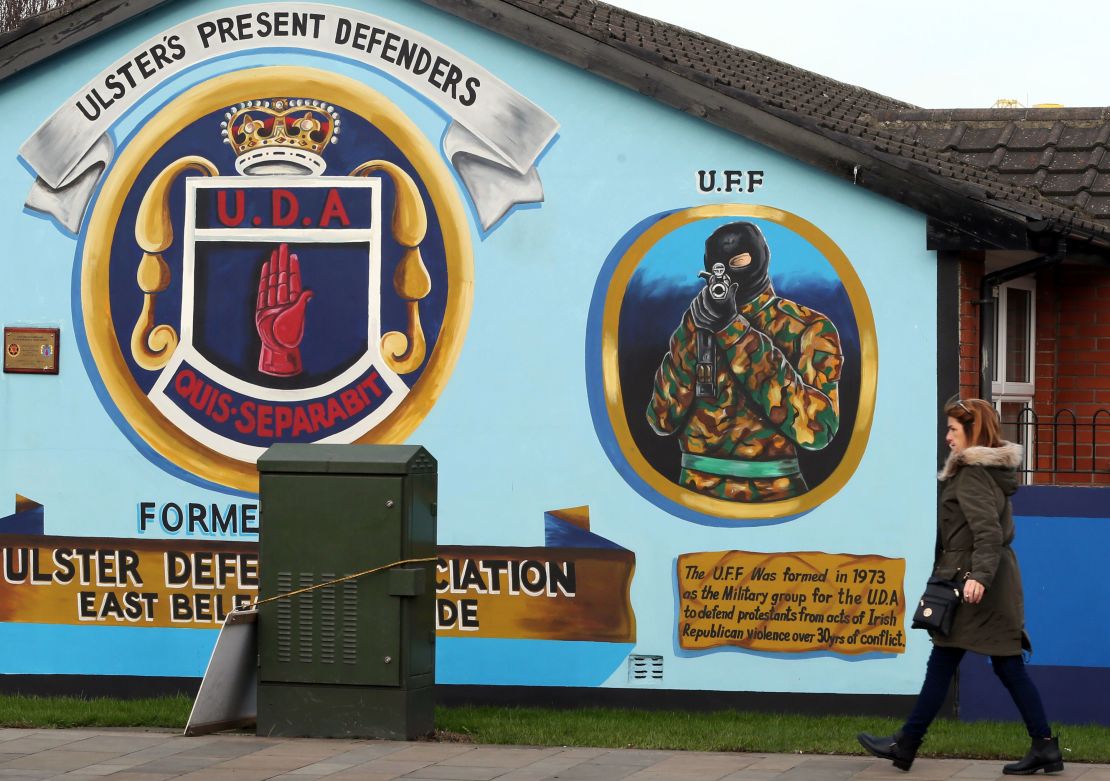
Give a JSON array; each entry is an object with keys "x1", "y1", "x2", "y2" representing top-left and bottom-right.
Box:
[{"x1": 256, "y1": 444, "x2": 436, "y2": 739}]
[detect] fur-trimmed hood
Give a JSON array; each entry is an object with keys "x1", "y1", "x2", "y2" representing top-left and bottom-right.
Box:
[{"x1": 938, "y1": 441, "x2": 1023, "y2": 484}]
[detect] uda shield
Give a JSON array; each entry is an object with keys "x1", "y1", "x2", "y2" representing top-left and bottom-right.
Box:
[
  {"x1": 78, "y1": 69, "x2": 473, "y2": 491},
  {"x1": 149, "y1": 175, "x2": 407, "y2": 463}
]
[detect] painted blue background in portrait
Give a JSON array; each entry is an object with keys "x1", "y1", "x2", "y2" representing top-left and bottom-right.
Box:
[{"x1": 616, "y1": 216, "x2": 861, "y2": 505}]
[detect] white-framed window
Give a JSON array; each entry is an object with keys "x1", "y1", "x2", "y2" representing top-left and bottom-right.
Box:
[
  {"x1": 991, "y1": 276, "x2": 1036, "y2": 482},
  {"x1": 992, "y1": 277, "x2": 1036, "y2": 398}
]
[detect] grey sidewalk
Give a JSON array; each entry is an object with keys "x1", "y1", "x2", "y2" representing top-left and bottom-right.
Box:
[{"x1": 0, "y1": 728, "x2": 1107, "y2": 781}]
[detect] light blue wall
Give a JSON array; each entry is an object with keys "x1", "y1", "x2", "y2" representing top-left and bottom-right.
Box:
[{"x1": 0, "y1": 0, "x2": 937, "y2": 695}]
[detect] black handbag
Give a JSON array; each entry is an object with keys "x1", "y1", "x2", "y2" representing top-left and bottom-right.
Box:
[{"x1": 911, "y1": 577, "x2": 963, "y2": 635}]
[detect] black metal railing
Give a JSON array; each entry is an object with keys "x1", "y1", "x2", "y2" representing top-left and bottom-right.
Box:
[{"x1": 1003, "y1": 408, "x2": 1110, "y2": 482}]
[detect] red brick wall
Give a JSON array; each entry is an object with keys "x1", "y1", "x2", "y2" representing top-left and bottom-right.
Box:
[
  {"x1": 956, "y1": 257, "x2": 1110, "y2": 485},
  {"x1": 1031, "y1": 269, "x2": 1058, "y2": 484},
  {"x1": 1048, "y1": 267, "x2": 1110, "y2": 484},
  {"x1": 958, "y1": 258, "x2": 983, "y2": 401}
]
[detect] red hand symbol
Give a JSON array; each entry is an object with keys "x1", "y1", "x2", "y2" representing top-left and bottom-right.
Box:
[{"x1": 255, "y1": 243, "x2": 313, "y2": 377}]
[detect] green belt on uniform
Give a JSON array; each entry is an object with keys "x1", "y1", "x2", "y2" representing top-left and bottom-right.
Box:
[{"x1": 681, "y1": 453, "x2": 800, "y2": 479}]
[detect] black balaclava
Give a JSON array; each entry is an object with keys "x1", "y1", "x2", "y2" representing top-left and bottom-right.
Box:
[{"x1": 703, "y1": 221, "x2": 771, "y2": 304}]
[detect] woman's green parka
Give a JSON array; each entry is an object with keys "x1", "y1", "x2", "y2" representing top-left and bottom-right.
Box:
[{"x1": 932, "y1": 442, "x2": 1029, "y2": 656}]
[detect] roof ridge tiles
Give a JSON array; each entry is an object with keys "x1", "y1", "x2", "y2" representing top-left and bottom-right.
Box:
[
  {"x1": 1047, "y1": 122, "x2": 1066, "y2": 146},
  {"x1": 988, "y1": 146, "x2": 1007, "y2": 171},
  {"x1": 997, "y1": 123, "x2": 1016, "y2": 148},
  {"x1": 943, "y1": 123, "x2": 968, "y2": 151}
]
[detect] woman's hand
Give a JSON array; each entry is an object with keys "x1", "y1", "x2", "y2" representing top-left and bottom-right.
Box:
[{"x1": 963, "y1": 578, "x2": 985, "y2": 604}]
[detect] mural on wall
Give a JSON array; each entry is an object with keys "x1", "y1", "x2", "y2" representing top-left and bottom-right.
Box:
[
  {"x1": 437, "y1": 507, "x2": 636, "y2": 642},
  {"x1": 0, "y1": 497, "x2": 256, "y2": 627},
  {"x1": 1, "y1": 5, "x2": 651, "y2": 683},
  {"x1": 74, "y1": 67, "x2": 472, "y2": 493},
  {"x1": 0, "y1": 534, "x2": 257, "y2": 627},
  {"x1": 0, "y1": 496, "x2": 44, "y2": 535},
  {"x1": 647, "y1": 221, "x2": 841, "y2": 503},
  {"x1": 0, "y1": 2, "x2": 947, "y2": 698},
  {"x1": 677, "y1": 550, "x2": 905, "y2": 655},
  {"x1": 0, "y1": 497, "x2": 633, "y2": 640},
  {"x1": 18, "y1": 6, "x2": 562, "y2": 493},
  {"x1": 589, "y1": 204, "x2": 878, "y2": 522}
]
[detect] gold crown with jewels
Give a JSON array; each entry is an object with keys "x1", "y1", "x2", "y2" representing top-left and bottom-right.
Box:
[{"x1": 220, "y1": 98, "x2": 341, "y2": 176}]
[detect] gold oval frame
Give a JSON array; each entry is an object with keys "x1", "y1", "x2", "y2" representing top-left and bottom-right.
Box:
[
  {"x1": 601, "y1": 204, "x2": 877, "y2": 520},
  {"x1": 82, "y1": 66, "x2": 473, "y2": 492}
]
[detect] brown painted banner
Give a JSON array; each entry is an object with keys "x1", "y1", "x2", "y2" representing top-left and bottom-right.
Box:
[
  {"x1": 436, "y1": 545, "x2": 636, "y2": 642},
  {"x1": 0, "y1": 534, "x2": 256, "y2": 629},
  {"x1": 677, "y1": 550, "x2": 906, "y2": 655},
  {"x1": 0, "y1": 504, "x2": 636, "y2": 643}
]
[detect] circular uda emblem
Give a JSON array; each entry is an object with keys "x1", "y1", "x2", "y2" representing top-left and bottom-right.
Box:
[{"x1": 81, "y1": 67, "x2": 473, "y2": 491}]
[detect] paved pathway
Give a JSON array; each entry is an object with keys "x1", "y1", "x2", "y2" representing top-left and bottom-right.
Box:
[{"x1": 0, "y1": 729, "x2": 1106, "y2": 781}]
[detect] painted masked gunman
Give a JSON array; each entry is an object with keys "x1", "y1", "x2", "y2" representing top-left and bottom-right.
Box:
[{"x1": 647, "y1": 221, "x2": 842, "y2": 502}]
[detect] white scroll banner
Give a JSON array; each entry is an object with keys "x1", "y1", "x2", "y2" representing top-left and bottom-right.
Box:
[{"x1": 19, "y1": 3, "x2": 560, "y2": 232}]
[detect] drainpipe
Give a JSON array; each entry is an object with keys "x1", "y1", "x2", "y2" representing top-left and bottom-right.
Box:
[{"x1": 977, "y1": 238, "x2": 1067, "y2": 401}]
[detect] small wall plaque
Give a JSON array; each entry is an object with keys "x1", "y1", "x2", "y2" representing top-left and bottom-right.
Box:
[{"x1": 3, "y1": 327, "x2": 60, "y2": 374}]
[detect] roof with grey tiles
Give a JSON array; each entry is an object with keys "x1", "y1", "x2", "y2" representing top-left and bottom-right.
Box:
[{"x1": 869, "y1": 108, "x2": 1110, "y2": 228}]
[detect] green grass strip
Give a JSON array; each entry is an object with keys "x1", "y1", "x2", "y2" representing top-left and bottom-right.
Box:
[
  {"x1": 1, "y1": 697, "x2": 1108, "y2": 763},
  {"x1": 0, "y1": 695, "x2": 192, "y2": 729},
  {"x1": 437, "y1": 706, "x2": 1110, "y2": 762}
]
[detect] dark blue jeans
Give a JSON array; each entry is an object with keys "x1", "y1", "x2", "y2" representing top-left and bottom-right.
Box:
[{"x1": 902, "y1": 645, "x2": 1051, "y2": 740}]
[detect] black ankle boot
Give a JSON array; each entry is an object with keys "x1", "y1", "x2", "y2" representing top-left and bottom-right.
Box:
[
  {"x1": 857, "y1": 730, "x2": 923, "y2": 771},
  {"x1": 1003, "y1": 736, "x2": 1064, "y2": 775}
]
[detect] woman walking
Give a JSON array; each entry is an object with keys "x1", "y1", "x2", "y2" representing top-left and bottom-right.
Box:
[{"x1": 857, "y1": 399, "x2": 1062, "y2": 774}]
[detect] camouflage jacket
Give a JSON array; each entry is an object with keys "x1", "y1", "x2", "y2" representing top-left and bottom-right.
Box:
[{"x1": 646, "y1": 285, "x2": 842, "y2": 502}]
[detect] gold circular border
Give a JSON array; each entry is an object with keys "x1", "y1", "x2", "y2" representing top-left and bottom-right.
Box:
[
  {"x1": 83, "y1": 66, "x2": 473, "y2": 493},
  {"x1": 602, "y1": 204, "x2": 877, "y2": 520}
]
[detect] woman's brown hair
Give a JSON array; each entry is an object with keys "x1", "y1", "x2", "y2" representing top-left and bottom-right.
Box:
[{"x1": 944, "y1": 398, "x2": 1003, "y2": 448}]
